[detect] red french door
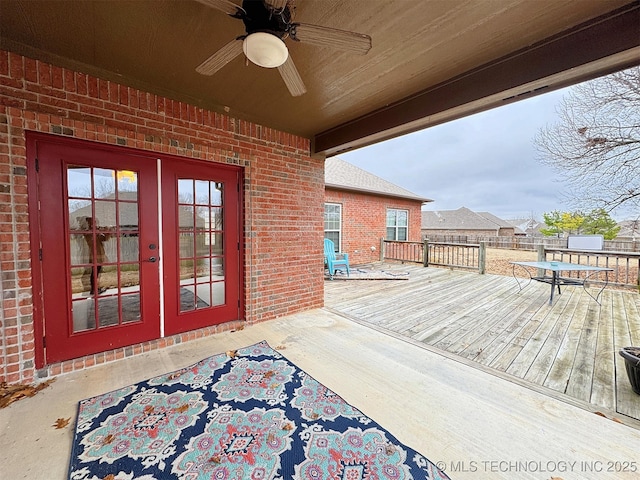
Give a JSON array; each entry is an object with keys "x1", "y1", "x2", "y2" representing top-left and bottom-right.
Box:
[
  {"x1": 161, "y1": 160, "x2": 242, "y2": 335},
  {"x1": 33, "y1": 137, "x2": 160, "y2": 363},
  {"x1": 29, "y1": 134, "x2": 243, "y2": 366}
]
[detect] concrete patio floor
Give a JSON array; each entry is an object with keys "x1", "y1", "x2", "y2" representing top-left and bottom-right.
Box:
[{"x1": 1, "y1": 308, "x2": 639, "y2": 479}]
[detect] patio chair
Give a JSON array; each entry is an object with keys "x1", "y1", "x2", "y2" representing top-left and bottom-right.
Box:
[{"x1": 324, "y1": 238, "x2": 350, "y2": 279}]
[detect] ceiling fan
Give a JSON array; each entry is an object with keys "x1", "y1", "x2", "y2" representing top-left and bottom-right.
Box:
[{"x1": 194, "y1": 0, "x2": 372, "y2": 96}]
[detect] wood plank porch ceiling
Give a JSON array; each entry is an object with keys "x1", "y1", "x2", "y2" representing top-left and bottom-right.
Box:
[{"x1": 1, "y1": 0, "x2": 638, "y2": 156}]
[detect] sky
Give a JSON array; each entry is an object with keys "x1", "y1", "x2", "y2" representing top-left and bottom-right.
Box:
[{"x1": 340, "y1": 87, "x2": 574, "y2": 222}]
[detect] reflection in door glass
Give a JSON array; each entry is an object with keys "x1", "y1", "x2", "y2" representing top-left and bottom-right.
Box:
[
  {"x1": 68, "y1": 164, "x2": 143, "y2": 333},
  {"x1": 178, "y1": 178, "x2": 225, "y2": 312},
  {"x1": 178, "y1": 179, "x2": 194, "y2": 202},
  {"x1": 116, "y1": 170, "x2": 138, "y2": 195},
  {"x1": 119, "y1": 266, "x2": 140, "y2": 324}
]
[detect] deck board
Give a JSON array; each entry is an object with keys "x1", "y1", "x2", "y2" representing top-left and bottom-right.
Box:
[
  {"x1": 590, "y1": 289, "x2": 616, "y2": 410},
  {"x1": 325, "y1": 263, "x2": 640, "y2": 424},
  {"x1": 542, "y1": 294, "x2": 591, "y2": 401}
]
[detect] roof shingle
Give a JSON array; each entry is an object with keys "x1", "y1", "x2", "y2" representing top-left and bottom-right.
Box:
[{"x1": 325, "y1": 157, "x2": 431, "y2": 203}]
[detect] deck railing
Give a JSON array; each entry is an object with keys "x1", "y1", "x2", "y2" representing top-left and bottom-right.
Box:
[
  {"x1": 380, "y1": 239, "x2": 425, "y2": 264},
  {"x1": 381, "y1": 239, "x2": 486, "y2": 273},
  {"x1": 425, "y1": 234, "x2": 640, "y2": 252},
  {"x1": 541, "y1": 246, "x2": 640, "y2": 290},
  {"x1": 380, "y1": 240, "x2": 639, "y2": 288}
]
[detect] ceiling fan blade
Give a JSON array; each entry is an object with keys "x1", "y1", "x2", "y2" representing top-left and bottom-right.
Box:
[
  {"x1": 293, "y1": 23, "x2": 372, "y2": 55},
  {"x1": 264, "y1": 0, "x2": 289, "y2": 11},
  {"x1": 196, "y1": 39, "x2": 244, "y2": 76},
  {"x1": 194, "y1": 0, "x2": 243, "y2": 16},
  {"x1": 277, "y1": 56, "x2": 307, "y2": 97}
]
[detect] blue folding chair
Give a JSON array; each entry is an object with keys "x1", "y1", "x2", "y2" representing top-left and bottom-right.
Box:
[{"x1": 324, "y1": 238, "x2": 350, "y2": 279}]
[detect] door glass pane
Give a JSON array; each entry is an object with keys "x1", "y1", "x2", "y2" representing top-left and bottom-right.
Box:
[
  {"x1": 177, "y1": 177, "x2": 225, "y2": 312},
  {"x1": 119, "y1": 201, "x2": 138, "y2": 230},
  {"x1": 180, "y1": 283, "x2": 197, "y2": 312},
  {"x1": 121, "y1": 264, "x2": 141, "y2": 324},
  {"x1": 193, "y1": 284, "x2": 211, "y2": 308},
  {"x1": 179, "y1": 259, "x2": 196, "y2": 282},
  {"x1": 93, "y1": 168, "x2": 116, "y2": 198},
  {"x1": 211, "y1": 183, "x2": 223, "y2": 206},
  {"x1": 67, "y1": 164, "x2": 143, "y2": 333},
  {"x1": 120, "y1": 234, "x2": 139, "y2": 262},
  {"x1": 212, "y1": 281, "x2": 225, "y2": 306},
  {"x1": 68, "y1": 166, "x2": 92, "y2": 199},
  {"x1": 121, "y1": 264, "x2": 140, "y2": 290},
  {"x1": 195, "y1": 180, "x2": 209, "y2": 204},
  {"x1": 179, "y1": 233, "x2": 195, "y2": 259},
  {"x1": 70, "y1": 234, "x2": 90, "y2": 266},
  {"x1": 68, "y1": 200, "x2": 91, "y2": 230},
  {"x1": 212, "y1": 257, "x2": 225, "y2": 306},
  {"x1": 210, "y1": 233, "x2": 223, "y2": 256},
  {"x1": 210, "y1": 207, "x2": 223, "y2": 231},
  {"x1": 179, "y1": 206, "x2": 194, "y2": 229},
  {"x1": 94, "y1": 200, "x2": 116, "y2": 234},
  {"x1": 196, "y1": 232, "x2": 210, "y2": 257},
  {"x1": 122, "y1": 293, "x2": 141, "y2": 323},
  {"x1": 116, "y1": 170, "x2": 138, "y2": 195},
  {"x1": 211, "y1": 257, "x2": 224, "y2": 277},
  {"x1": 72, "y1": 298, "x2": 95, "y2": 332},
  {"x1": 178, "y1": 179, "x2": 194, "y2": 202}
]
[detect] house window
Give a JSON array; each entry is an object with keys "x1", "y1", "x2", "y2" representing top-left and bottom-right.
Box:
[
  {"x1": 386, "y1": 209, "x2": 408, "y2": 241},
  {"x1": 324, "y1": 203, "x2": 342, "y2": 251}
]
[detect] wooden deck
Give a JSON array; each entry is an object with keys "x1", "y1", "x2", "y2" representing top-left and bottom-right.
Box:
[{"x1": 325, "y1": 263, "x2": 640, "y2": 425}]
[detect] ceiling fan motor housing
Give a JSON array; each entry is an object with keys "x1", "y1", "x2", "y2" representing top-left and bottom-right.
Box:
[{"x1": 241, "y1": 0, "x2": 292, "y2": 39}]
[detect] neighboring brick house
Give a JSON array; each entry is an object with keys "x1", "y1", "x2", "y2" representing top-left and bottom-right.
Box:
[
  {"x1": 324, "y1": 157, "x2": 431, "y2": 264},
  {"x1": 0, "y1": 51, "x2": 325, "y2": 383},
  {"x1": 421, "y1": 207, "x2": 518, "y2": 238}
]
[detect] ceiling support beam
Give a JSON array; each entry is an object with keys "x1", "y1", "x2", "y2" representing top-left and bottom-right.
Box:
[{"x1": 313, "y1": 3, "x2": 640, "y2": 157}]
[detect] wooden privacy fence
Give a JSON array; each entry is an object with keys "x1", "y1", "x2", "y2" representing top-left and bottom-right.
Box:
[{"x1": 381, "y1": 239, "x2": 486, "y2": 273}]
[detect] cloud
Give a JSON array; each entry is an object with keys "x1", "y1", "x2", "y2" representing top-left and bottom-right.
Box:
[{"x1": 341, "y1": 88, "x2": 572, "y2": 219}]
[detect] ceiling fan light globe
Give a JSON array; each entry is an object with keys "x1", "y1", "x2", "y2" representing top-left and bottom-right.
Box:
[{"x1": 243, "y1": 32, "x2": 288, "y2": 68}]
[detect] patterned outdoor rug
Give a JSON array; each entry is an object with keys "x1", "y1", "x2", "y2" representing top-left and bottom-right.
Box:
[
  {"x1": 326, "y1": 268, "x2": 410, "y2": 280},
  {"x1": 68, "y1": 341, "x2": 449, "y2": 479}
]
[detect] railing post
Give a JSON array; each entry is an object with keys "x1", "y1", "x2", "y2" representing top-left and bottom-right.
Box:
[
  {"x1": 478, "y1": 241, "x2": 486, "y2": 274},
  {"x1": 536, "y1": 244, "x2": 546, "y2": 277},
  {"x1": 379, "y1": 237, "x2": 385, "y2": 262},
  {"x1": 423, "y1": 239, "x2": 429, "y2": 267}
]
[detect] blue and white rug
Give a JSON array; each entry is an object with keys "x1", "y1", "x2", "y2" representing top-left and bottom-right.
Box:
[{"x1": 68, "y1": 341, "x2": 449, "y2": 479}]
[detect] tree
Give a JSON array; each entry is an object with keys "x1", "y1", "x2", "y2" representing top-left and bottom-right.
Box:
[
  {"x1": 581, "y1": 208, "x2": 620, "y2": 240},
  {"x1": 540, "y1": 208, "x2": 620, "y2": 239},
  {"x1": 539, "y1": 211, "x2": 562, "y2": 237},
  {"x1": 539, "y1": 210, "x2": 584, "y2": 237},
  {"x1": 534, "y1": 66, "x2": 640, "y2": 215}
]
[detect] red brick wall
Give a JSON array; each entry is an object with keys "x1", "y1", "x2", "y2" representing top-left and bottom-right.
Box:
[
  {"x1": 325, "y1": 188, "x2": 423, "y2": 264},
  {"x1": 0, "y1": 50, "x2": 324, "y2": 383}
]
